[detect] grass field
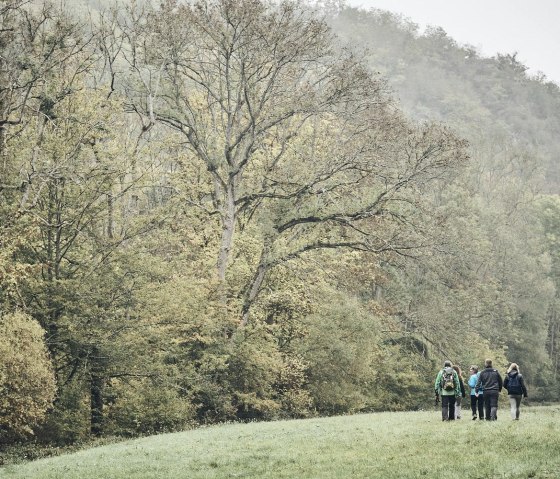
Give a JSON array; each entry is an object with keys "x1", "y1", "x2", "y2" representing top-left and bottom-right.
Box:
[{"x1": 1, "y1": 405, "x2": 559, "y2": 479}]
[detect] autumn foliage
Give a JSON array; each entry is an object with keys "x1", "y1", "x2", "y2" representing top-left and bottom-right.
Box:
[{"x1": 0, "y1": 311, "x2": 55, "y2": 442}]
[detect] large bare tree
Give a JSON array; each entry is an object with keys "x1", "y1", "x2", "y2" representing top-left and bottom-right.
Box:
[{"x1": 114, "y1": 0, "x2": 468, "y2": 325}]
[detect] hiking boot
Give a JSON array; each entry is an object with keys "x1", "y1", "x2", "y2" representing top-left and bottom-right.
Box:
[{"x1": 472, "y1": 415, "x2": 477, "y2": 420}]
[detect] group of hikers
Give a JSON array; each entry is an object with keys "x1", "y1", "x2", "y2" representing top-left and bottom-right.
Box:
[{"x1": 434, "y1": 359, "x2": 528, "y2": 421}]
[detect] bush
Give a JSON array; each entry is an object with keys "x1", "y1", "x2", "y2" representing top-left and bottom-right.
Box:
[
  {"x1": 0, "y1": 311, "x2": 56, "y2": 443},
  {"x1": 34, "y1": 381, "x2": 91, "y2": 446},
  {"x1": 103, "y1": 378, "x2": 195, "y2": 436}
]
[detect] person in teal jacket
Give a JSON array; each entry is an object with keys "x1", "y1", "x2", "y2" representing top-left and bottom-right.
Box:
[
  {"x1": 434, "y1": 360, "x2": 462, "y2": 421},
  {"x1": 468, "y1": 365, "x2": 484, "y2": 420}
]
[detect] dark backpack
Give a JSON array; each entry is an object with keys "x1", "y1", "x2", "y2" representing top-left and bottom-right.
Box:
[
  {"x1": 507, "y1": 373, "x2": 522, "y2": 394},
  {"x1": 441, "y1": 367, "x2": 455, "y2": 391}
]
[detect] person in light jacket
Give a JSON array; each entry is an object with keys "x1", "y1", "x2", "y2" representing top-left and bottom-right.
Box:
[
  {"x1": 468, "y1": 365, "x2": 484, "y2": 420},
  {"x1": 503, "y1": 362, "x2": 528, "y2": 420},
  {"x1": 452, "y1": 365, "x2": 466, "y2": 419}
]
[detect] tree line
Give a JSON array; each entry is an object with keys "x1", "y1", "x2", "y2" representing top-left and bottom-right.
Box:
[{"x1": 0, "y1": 0, "x2": 558, "y2": 449}]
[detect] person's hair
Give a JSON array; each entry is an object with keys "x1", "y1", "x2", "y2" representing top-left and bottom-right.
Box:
[
  {"x1": 452, "y1": 365, "x2": 463, "y2": 378},
  {"x1": 443, "y1": 360, "x2": 452, "y2": 367},
  {"x1": 470, "y1": 365, "x2": 478, "y2": 373},
  {"x1": 485, "y1": 358, "x2": 493, "y2": 368},
  {"x1": 507, "y1": 362, "x2": 519, "y2": 374}
]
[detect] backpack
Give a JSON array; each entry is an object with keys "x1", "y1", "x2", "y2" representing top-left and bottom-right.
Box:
[
  {"x1": 441, "y1": 367, "x2": 455, "y2": 391},
  {"x1": 507, "y1": 373, "x2": 522, "y2": 394}
]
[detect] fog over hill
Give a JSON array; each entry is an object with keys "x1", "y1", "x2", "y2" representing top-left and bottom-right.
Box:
[
  {"x1": 345, "y1": 0, "x2": 560, "y2": 85},
  {"x1": 327, "y1": 4, "x2": 560, "y2": 192}
]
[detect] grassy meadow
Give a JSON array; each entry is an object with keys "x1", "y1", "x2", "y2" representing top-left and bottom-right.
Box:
[{"x1": 1, "y1": 405, "x2": 559, "y2": 479}]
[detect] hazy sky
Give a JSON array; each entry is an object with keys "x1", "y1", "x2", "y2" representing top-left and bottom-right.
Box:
[{"x1": 345, "y1": 0, "x2": 560, "y2": 84}]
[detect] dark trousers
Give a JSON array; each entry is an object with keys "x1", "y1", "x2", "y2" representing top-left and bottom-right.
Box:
[
  {"x1": 470, "y1": 394, "x2": 484, "y2": 419},
  {"x1": 483, "y1": 390, "x2": 499, "y2": 420},
  {"x1": 441, "y1": 395, "x2": 456, "y2": 421}
]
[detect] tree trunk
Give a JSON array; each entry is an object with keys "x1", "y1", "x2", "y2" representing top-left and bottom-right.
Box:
[
  {"x1": 90, "y1": 349, "x2": 105, "y2": 437},
  {"x1": 240, "y1": 238, "x2": 272, "y2": 327},
  {"x1": 107, "y1": 193, "x2": 114, "y2": 239},
  {"x1": 90, "y1": 373, "x2": 104, "y2": 436},
  {"x1": 217, "y1": 181, "x2": 236, "y2": 281}
]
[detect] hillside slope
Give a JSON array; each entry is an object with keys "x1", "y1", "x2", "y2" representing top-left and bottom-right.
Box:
[{"x1": 2, "y1": 407, "x2": 559, "y2": 479}]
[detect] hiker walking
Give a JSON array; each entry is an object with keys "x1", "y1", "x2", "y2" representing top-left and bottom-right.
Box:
[
  {"x1": 503, "y1": 362, "x2": 528, "y2": 420},
  {"x1": 435, "y1": 360, "x2": 461, "y2": 421},
  {"x1": 468, "y1": 365, "x2": 484, "y2": 420},
  {"x1": 475, "y1": 359, "x2": 503, "y2": 421},
  {"x1": 452, "y1": 365, "x2": 466, "y2": 419}
]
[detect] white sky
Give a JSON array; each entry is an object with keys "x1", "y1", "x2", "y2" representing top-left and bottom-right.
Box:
[{"x1": 345, "y1": 0, "x2": 560, "y2": 84}]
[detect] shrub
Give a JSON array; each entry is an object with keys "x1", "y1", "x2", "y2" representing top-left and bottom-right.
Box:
[
  {"x1": 34, "y1": 380, "x2": 90, "y2": 446},
  {"x1": 0, "y1": 311, "x2": 56, "y2": 443},
  {"x1": 103, "y1": 378, "x2": 195, "y2": 436}
]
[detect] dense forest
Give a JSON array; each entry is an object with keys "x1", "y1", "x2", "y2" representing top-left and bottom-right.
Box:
[{"x1": 1, "y1": 0, "x2": 559, "y2": 449}]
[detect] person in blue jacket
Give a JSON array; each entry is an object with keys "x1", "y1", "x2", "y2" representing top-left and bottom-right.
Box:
[{"x1": 468, "y1": 365, "x2": 484, "y2": 420}]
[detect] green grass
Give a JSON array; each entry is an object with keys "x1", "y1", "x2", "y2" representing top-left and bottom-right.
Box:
[{"x1": 1, "y1": 406, "x2": 559, "y2": 479}]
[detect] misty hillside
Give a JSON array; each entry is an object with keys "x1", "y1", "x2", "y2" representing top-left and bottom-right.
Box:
[{"x1": 329, "y1": 6, "x2": 560, "y2": 190}]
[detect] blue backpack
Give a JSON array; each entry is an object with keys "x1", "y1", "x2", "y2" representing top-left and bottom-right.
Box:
[{"x1": 507, "y1": 373, "x2": 522, "y2": 394}]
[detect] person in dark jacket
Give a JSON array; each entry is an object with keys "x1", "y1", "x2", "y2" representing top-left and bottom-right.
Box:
[
  {"x1": 503, "y1": 362, "x2": 528, "y2": 420},
  {"x1": 452, "y1": 365, "x2": 466, "y2": 419},
  {"x1": 475, "y1": 358, "x2": 503, "y2": 420}
]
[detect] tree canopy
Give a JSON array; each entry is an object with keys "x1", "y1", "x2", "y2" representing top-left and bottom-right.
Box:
[{"x1": 0, "y1": 0, "x2": 558, "y2": 449}]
